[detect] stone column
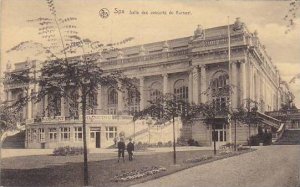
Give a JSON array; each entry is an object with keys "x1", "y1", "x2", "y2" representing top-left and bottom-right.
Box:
[
  {"x1": 139, "y1": 77, "x2": 145, "y2": 110},
  {"x1": 44, "y1": 95, "x2": 48, "y2": 117},
  {"x1": 163, "y1": 73, "x2": 168, "y2": 95},
  {"x1": 249, "y1": 64, "x2": 254, "y2": 100},
  {"x1": 188, "y1": 70, "x2": 193, "y2": 103},
  {"x1": 231, "y1": 61, "x2": 238, "y2": 109},
  {"x1": 200, "y1": 65, "x2": 207, "y2": 103},
  {"x1": 240, "y1": 61, "x2": 247, "y2": 106},
  {"x1": 96, "y1": 86, "x2": 102, "y2": 114},
  {"x1": 33, "y1": 84, "x2": 40, "y2": 118},
  {"x1": 192, "y1": 66, "x2": 199, "y2": 104},
  {"x1": 27, "y1": 88, "x2": 32, "y2": 119},
  {"x1": 61, "y1": 95, "x2": 65, "y2": 117},
  {"x1": 117, "y1": 82, "x2": 124, "y2": 113}
]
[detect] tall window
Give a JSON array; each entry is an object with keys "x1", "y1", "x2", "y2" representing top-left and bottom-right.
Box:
[
  {"x1": 128, "y1": 90, "x2": 140, "y2": 114},
  {"x1": 49, "y1": 128, "x2": 57, "y2": 142},
  {"x1": 108, "y1": 88, "x2": 118, "y2": 115},
  {"x1": 74, "y1": 127, "x2": 83, "y2": 141},
  {"x1": 174, "y1": 79, "x2": 189, "y2": 102},
  {"x1": 150, "y1": 82, "x2": 162, "y2": 102},
  {"x1": 88, "y1": 91, "x2": 98, "y2": 115},
  {"x1": 60, "y1": 127, "x2": 70, "y2": 141},
  {"x1": 48, "y1": 94, "x2": 61, "y2": 116},
  {"x1": 69, "y1": 91, "x2": 79, "y2": 118},
  {"x1": 38, "y1": 128, "x2": 45, "y2": 142},
  {"x1": 26, "y1": 129, "x2": 32, "y2": 142},
  {"x1": 105, "y1": 126, "x2": 117, "y2": 139},
  {"x1": 211, "y1": 71, "x2": 229, "y2": 113}
]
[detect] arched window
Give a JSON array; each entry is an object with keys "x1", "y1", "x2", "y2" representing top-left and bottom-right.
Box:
[
  {"x1": 108, "y1": 88, "x2": 118, "y2": 115},
  {"x1": 88, "y1": 91, "x2": 98, "y2": 115},
  {"x1": 174, "y1": 79, "x2": 188, "y2": 102},
  {"x1": 69, "y1": 91, "x2": 79, "y2": 118},
  {"x1": 211, "y1": 71, "x2": 229, "y2": 113},
  {"x1": 149, "y1": 82, "x2": 162, "y2": 102},
  {"x1": 128, "y1": 90, "x2": 140, "y2": 114}
]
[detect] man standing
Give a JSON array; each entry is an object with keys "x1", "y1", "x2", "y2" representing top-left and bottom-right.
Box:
[
  {"x1": 127, "y1": 138, "x2": 134, "y2": 161},
  {"x1": 117, "y1": 138, "x2": 125, "y2": 162}
]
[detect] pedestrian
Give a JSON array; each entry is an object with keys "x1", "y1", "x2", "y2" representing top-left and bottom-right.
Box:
[
  {"x1": 117, "y1": 137, "x2": 125, "y2": 162},
  {"x1": 127, "y1": 138, "x2": 134, "y2": 161},
  {"x1": 113, "y1": 137, "x2": 117, "y2": 146}
]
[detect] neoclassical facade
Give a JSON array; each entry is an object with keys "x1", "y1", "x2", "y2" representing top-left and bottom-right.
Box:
[{"x1": 3, "y1": 18, "x2": 293, "y2": 148}]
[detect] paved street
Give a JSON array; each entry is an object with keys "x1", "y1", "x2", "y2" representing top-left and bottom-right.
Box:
[{"x1": 132, "y1": 145, "x2": 300, "y2": 187}]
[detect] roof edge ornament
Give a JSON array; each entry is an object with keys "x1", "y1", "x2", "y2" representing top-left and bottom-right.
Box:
[
  {"x1": 193, "y1": 24, "x2": 205, "y2": 40},
  {"x1": 139, "y1": 45, "x2": 147, "y2": 55},
  {"x1": 233, "y1": 17, "x2": 245, "y2": 32},
  {"x1": 162, "y1": 41, "x2": 169, "y2": 52}
]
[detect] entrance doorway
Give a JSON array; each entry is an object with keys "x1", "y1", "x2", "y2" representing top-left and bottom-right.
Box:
[
  {"x1": 212, "y1": 123, "x2": 227, "y2": 148},
  {"x1": 90, "y1": 127, "x2": 101, "y2": 148}
]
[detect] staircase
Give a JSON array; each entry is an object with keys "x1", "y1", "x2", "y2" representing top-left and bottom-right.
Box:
[
  {"x1": 2, "y1": 131, "x2": 25, "y2": 148},
  {"x1": 257, "y1": 112, "x2": 281, "y2": 129},
  {"x1": 274, "y1": 129, "x2": 300, "y2": 145}
]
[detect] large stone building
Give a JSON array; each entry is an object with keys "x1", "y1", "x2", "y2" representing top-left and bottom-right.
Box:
[{"x1": 3, "y1": 18, "x2": 294, "y2": 149}]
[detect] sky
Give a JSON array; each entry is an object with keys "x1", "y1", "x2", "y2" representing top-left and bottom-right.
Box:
[{"x1": 1, "y1": 0, "x2": 300, "y2": 107}]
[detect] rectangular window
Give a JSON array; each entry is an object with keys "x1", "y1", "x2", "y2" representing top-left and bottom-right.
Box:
[
  {"x1": 106, "y1": 126, "x2": 117, "y2": 139},
  {"x1": 39, "y1": 128, "x2": 45, "y2": 142},
  {"x1": 32, "y1": 129, "x2": 37, "y2": 141},
  {"x1": 108, "y1": 108, "x2": 117, "y2": 115},
  {"x1": 60, "y1": 127, "x2": 70, "y2": 141},
  {"x1": 27, "y1": 129, "x2": 32, "y2": 142},
  {"x1": 74, "y1": 127, "x2": 83, "y2": 141},
  {"x1": 49, "y1": 128, "x2": 57, "y2": 142},
  {"x1": 212, "y1": 131, "x2": 218, "y2": 141}
]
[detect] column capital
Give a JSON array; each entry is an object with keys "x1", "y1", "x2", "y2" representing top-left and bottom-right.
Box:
[
  {"x1": 162, "y1": 73, "x2": 168, "y2": 77},
  {"x1": 199, "y1": 64, "x2": 207, "y2": 69}
]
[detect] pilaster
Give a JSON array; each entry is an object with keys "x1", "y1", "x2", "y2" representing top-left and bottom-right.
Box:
[
  {"x1": 240, "y1": 61, "x2": 247, "y2": 105},
  {"x1": 192, "y1": 66, "x2": 199, "y2": 104},
  {"x1": 163, "y1": 73, "x2": 168, "y2": 95},
  {"x1": 117, "y1": 82, "x2": 124, "y2": 113},
  {"x1": 139, "y1": 77, "x2": 145, "y2": 110},
  {"x1": 188, "y1": 71, "x2": 193, "y2": 103},
  {"x1": 200, "y1": 65, "x2": 207, "y2": 103},
  {"x1": 96, "y1": 86, "x2": 102, "y2": 114},
  {"x1": 27, "y1": 88, "x2": 32, "y2": 119},
  {"x1": 231, "y1": 61, "x2": 238, "y2": 108}
]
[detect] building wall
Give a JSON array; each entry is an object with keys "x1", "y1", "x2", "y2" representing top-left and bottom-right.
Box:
[{"x1": 4, "y1": 20, "x2": 293, "y2": 149}]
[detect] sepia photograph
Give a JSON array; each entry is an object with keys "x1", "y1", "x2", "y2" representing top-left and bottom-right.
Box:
[{"x1": 0, "y1": 0, "x2": 300, "y2": 186}]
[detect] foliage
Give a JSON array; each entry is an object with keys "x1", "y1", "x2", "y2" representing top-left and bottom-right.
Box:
[
  {"x1": 283, "y1": 0, "x2": 300, "y2": 34},
  {"x1": 249, "y1": 132, "x2": 272, "y2": 146},
  {"x1": 187, "y1": 139, "x2": 199, "y2": 146},
  {"x1": 0, "y1": 105, "x2": 21, "y2": 137},
  {"x1": 111, "y1": 166, "x2": 166, "y2": 182},
  {"x1": 53, "y1": 146, "x2": 87, "y2": 156},
  {"x1": 184, "y1": 155, "x2": 213, "y2": 164},
  {"x1": 231, "y1": 98, "x2": 262, "y2": 125}
]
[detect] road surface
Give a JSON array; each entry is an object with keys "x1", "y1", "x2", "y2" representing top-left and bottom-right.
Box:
[{"x1": 132, "y1": 145, "x2": 300, "y2": 187}]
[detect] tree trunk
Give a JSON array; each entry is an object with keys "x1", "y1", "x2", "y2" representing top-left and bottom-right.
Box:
[
  {"x1": 172, "y1": 116, "x2": 176, "y2": 164},
  {"x1": 82, "y1": 95, "x2": 89, "y2": 186},
  {"x1": 234, "y1": 119, "x2": 237, "y2": 151}
]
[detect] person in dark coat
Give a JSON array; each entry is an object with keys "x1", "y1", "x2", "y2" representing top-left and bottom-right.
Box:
[
  {"x1": 127, "y1": 138, "x2": 134, "y2": 161},
  {"x1": 117, "y1": 138, "x2": 125, "y2": 162}
]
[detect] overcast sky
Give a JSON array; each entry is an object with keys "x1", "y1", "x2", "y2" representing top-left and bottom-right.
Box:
[{"x1": 1, "y1": 0, "x2": 300, "y2": 107}]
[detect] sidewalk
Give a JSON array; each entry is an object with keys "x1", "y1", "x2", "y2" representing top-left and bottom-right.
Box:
[{"x1": 1, "y1": 146, "x2": 214, "y2": 158}]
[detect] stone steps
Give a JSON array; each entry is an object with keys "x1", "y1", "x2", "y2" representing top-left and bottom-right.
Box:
[{"x1": 274, "y1": 130, "x2": 300, "y2": 145}]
